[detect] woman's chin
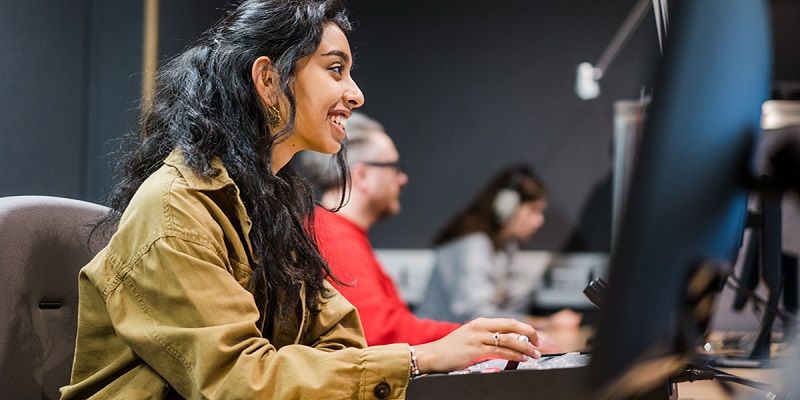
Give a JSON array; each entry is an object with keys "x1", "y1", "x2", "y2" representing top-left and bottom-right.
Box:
[{"x1": 313, "y1": 141, "x2": 341, "y2": 155}]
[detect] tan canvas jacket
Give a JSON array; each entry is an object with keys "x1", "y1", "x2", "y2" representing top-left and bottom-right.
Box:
[{"x1": 60, "y1": 150, "x2": 410, "y2": 399}]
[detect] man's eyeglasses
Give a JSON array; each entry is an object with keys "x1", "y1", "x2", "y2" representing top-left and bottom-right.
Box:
[{"x1": 361, "y1": 160, "x2": 405, "y2": 174}]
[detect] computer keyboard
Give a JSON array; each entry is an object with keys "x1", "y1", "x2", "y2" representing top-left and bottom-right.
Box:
[
  {"x1": 451, "y1": 352, "x2": 591, "y2": 374},
  {"x1": 408, "y1": 352, "x2": 676, "y2": 400},
  {"x1": 408, "y1": 353, "x2": 594, "y2": 400}
]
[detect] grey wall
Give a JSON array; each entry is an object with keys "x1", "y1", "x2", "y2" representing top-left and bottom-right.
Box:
[
  {"x1": 0, "y1": 2, "x2": 92, "y2": 199},
  {"x1": 0, "y1": 0, "x2": 229, "y2": 204},
  {"x1": 0, "y1": 1, "x2": 142, "y2": 202},
  {"x1": 85, "y1": 1, "x2": 144, "y2": 202},
  {"x1": 0, "y1": 0, "x2": 660, "y2": 250},
  {"x1": 772, "y1": 0, "x2": 800, "y2": 85},
  {"x1": 3, "y1": 1, "x2": 762, "y2": 252},
  {"x1": 345, "y1": 0, "x2": 659, "y2": 250}
]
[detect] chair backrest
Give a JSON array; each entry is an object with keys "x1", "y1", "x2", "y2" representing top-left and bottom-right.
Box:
[{"x1": 0, "y1": 196, "x2": 110, "y2": 400}]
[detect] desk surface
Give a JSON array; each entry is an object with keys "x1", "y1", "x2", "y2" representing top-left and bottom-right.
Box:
[
  {"x1": 677, "y1": 367, "x2": 778, "y2": 400},
  {"x1": 540, "y1": 327, "x2": 780, "y2": 399}
]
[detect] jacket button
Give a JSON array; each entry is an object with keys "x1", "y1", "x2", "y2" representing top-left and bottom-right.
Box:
[{"x1": 373, "y1": 382, "x2": 391, "y2": 399}]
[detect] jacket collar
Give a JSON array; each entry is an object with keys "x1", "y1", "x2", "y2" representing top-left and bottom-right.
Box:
[
  {"x1": 164, "y1": 149, "x2": 235, "y2": 191},
  {"x1": 164, "y1": 148, "x2": 255, "y2": 260}
]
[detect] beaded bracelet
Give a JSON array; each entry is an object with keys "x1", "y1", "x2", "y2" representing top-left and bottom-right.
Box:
[{"x1": 408, "y1": 345, "x2": 421, "y2": 378}]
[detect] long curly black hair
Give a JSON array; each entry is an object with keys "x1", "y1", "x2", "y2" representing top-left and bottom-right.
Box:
[{"x1": 97, "y1": 0, "x2": 351, "y2": 328}]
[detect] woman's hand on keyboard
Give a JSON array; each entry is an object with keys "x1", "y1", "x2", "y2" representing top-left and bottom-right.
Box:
[{"x1": 412, "y1": 317, "x2": 541, "y2": 373}]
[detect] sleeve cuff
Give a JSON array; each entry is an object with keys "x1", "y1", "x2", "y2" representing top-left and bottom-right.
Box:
[{"x1": 359, "y1": 343, "x2": 411, "y2": 400}]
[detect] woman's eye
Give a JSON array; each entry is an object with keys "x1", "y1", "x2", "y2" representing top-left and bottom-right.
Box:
[{"x1": 329, "y1": 65, "x2": 343, "y2": 75}]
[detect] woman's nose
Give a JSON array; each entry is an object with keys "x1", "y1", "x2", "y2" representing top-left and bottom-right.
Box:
[{"x1": 345, "y1": 78, "x2": 364, "y2": 108}]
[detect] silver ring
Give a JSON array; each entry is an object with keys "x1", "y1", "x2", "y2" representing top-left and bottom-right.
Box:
[
  {"x1": 517, "y1": 334, "x2": 530, "y2": 343},
  {"x1": 493, "y1": 332, "x2": 500, "y2": 347}
]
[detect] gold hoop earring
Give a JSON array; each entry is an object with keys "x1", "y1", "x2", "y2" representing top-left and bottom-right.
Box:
[{"x1": 267, "y1": 105, "x2": 282, "y2": 128}]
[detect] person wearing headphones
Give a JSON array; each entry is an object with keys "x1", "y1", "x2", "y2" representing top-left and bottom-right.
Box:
[{"x1": 417, "y1": 166, "x2": 581, "y2": 328}]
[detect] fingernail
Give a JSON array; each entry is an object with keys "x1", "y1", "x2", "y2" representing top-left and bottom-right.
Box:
[
  {"x1": 520, "y1": 355, "x2": 530, "y2": 362},
  {"x1": 533, "y1": 349, "x2": 542, "y2": 359}
]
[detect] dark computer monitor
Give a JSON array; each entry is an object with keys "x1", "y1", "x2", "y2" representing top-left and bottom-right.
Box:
[{"x1": 588, "y1": 0, "x2": 772, "y2": 397}]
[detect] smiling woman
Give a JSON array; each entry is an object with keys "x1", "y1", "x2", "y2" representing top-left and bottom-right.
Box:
[
  {"x1": 263, "y1": 23, "x2": 364, "y2": 168},
  {"x1": 60, "y1": 1, "x2": 541, "y2": 399}
]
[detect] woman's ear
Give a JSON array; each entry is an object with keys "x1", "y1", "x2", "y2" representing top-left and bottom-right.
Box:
[{"x1": 251, "y1": 56, "x2": 279, "y2": 106}]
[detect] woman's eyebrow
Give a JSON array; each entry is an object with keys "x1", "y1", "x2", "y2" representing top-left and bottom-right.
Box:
[{"x1": 321, "y1": 50, "x2": 350, "y2": 64}]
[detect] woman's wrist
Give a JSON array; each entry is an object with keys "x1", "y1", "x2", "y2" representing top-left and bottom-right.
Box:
[
  {"x1": 410, "y1": 343, "x2": 434, "y2": 374},
  {"x1": 408, "y1": 345, "x2": 421, "y2": 378}
]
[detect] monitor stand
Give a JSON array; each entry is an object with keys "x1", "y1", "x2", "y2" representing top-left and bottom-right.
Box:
[{"x1": 712, "y1": 188, "x2": 794, "y2": 368}]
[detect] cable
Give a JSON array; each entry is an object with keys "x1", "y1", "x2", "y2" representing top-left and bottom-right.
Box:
[
  {"x1": 672, "y1": 365, "x2": 777, "y2": 397},
  {"x1": 703, "y1": 365, "x2": 773, "y2": 391},
  {"x1": 726, "y1": 276, "x2": 798, "y2": 325}
]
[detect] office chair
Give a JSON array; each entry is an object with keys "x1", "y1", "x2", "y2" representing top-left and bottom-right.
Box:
[{"x1": 0, "y1": 196, "x2": 110, "y2": 400}]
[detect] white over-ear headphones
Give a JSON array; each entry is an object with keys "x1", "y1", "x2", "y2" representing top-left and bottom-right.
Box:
[{"x1": 492, "y1": 187, "x2": 520, "y2": 223}]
